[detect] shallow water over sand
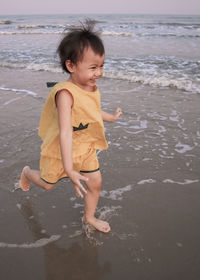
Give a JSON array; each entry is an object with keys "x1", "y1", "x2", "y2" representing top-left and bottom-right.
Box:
[{"x1": 0, "y1": 69, "x2": 200, "y2": 279}]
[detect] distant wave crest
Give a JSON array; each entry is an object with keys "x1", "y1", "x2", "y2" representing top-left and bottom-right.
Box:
[
  {"x1": 104, "y1": 71, "x2": 200, "y2": 94},
  {"x1": 0, "y1": 20, "x2": 12, "y2": 25},
  {"x1": 0, "y1": 61, "x2": 61, "y2": 73},
  {"x1": 18, "y1": 24, "x2": 66, "y2": 29},
  {"x1": 0, "y1": 60, "x2": 199, "y2": 94}
]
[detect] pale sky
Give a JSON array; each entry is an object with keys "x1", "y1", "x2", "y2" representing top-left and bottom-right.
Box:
[{"x1": 0, "y1": 0, "x2": 200, "y2": 15}]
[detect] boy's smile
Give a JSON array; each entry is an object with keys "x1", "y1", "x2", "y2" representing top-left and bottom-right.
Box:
[{"x1": 67, "y1": 47, "x2": 105, "y2": 92}]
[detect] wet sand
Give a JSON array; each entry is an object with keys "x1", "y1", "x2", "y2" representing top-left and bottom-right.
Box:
[{"x1": 0, "y1": 67, "x2": 200, "y2": 280}]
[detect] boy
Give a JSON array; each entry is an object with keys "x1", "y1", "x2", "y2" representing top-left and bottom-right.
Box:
[{"x1": 20, "y1": 21, "x2": 122, "y2": 233}]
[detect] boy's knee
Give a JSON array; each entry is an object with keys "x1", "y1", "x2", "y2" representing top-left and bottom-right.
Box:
[{"x1": 85, "y1": 171, "x2": 102, "y2": 190}]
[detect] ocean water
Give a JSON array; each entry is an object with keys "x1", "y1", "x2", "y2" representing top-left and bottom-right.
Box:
[
  {"x1": 0, "y1": 13, "x2": 200, "y2": 94},
  {"x1": 1, "y1": 14, "x2": 200, "y2": 280}
]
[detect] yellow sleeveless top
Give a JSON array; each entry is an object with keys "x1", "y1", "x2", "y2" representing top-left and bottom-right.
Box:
[{"x1": 38, "y1": 81, "x2": 108, "y2": 159}]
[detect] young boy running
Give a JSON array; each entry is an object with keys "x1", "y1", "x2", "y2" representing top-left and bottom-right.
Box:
[{"x1": 19, "y1": 21, "x2": 122, "y2": 233}]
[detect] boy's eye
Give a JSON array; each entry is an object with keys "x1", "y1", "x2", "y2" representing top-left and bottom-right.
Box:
[{"x1": 89, "y1": 65, "x2": 104, "y2": 70}]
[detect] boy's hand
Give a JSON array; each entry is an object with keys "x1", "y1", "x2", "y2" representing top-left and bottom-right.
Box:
[
  {"x1": 113, "y1": 107, "x2": 123, "y2": 121},
  {"x1": 68, "y1": 170, "x2": 88, "y2": 198},
  {"x1": 101, "y1": 108, "x2": 122, "y2": 122}
]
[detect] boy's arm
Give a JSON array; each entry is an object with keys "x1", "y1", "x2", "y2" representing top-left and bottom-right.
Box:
[
  {"x1": 101, "y1": 108, "x2": 123, "y2": 122},
  {"x1": 56, "y1": 90, "x2": 88, "y2": 197}
]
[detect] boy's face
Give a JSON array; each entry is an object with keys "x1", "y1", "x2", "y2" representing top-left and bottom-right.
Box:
[{"x1": 68, "y1": 46, "x2": 105, "y2": 92}]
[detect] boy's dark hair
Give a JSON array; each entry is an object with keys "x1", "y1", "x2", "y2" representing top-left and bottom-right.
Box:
[{"x1": 57, "y1": 19, "x2": 105, "y2": 73}]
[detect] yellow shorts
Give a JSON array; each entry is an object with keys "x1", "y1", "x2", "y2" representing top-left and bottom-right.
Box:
[{"x1": 40, "y1": 145, "x2": 99, "y2": 184}]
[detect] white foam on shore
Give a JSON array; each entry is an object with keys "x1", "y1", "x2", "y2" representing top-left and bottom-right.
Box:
[
  {"x1": 69, "y1": 230, "x2": 83, "y2": 239},
  {"x1": 0, "y1": 86, "x2": 37, "y2": 97},
  {"x1": 3, "y1": 97, "x2": 22, "y2": 105},
  {"x1": 169, "y1": 110, "x2": 179, "y2": 122},
  {"x1": 134, "y1": 145, "x2": 143, "y2": 150},
  {"x1": 130, "y1": 120, "x2": 148, "y2": 129},
  {"x1": 137, "y1": 179, "x2": 156, "y2": 185},
  {"x1": 97, "y1": 205, "x2": 122, "y2": 221},
  {"x1": 158, "y1": 125, "x2": 167, "y2": 133},
  {"x1": 175, "y1": 142, "x2": 194, "y2": 153},
  {"x1": 147, "y1": 112, "x2": 167, "y2": 121},
  {"x1": 159, "y1": 154, "x2": 174, "y2": 159},
  {"x1": 116, "y1": 121, "x2": 129, "y2": 126},
  {"x1": 0, "y1": 235, "x2": 60, "y2": 248},
  {"x1": 100, "y1": 185, "x2": 132, "y2": 200},
  {"x1": 163, "y1": 179, "x2": 199, "y2": 185},
  {"x1": 72, "y1": 203, "x2": 84, "y2": 209},
  {"x1": 0, "y1": 86, "x2": 38, "y2": 107},
  {"x1": 113, "y1": 232, "x2": 137, "y2": 240},
  {"x1": 126, "y1": 129, "x2": 144, "y2": 135}
]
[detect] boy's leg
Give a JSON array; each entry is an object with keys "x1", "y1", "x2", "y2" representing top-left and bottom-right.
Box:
[
  {"x1": 19, "y1": 166, "x2": 55, "y2": 191},
  {"x1": 82, "y1": 170, "x2": 111, "y2": 233}
]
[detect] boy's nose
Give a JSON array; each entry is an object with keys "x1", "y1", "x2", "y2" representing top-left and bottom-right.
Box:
[{"x1": 95, "y1": 67, "x2": 103, "y2": 77}]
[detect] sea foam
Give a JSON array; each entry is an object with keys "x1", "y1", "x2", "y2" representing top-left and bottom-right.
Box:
[
  {"x1": 0, "y1": 235, "x2": 60, "y2": 248},
  {"x1": 0, "y1": 86, "x2": 37, "y2": 97},
  {"x1": 100, "y1": 185, "x2": 132, "y2": 200}
]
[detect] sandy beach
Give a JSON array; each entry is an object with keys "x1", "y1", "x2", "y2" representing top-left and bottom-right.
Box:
[{"x1": 0, "y1": 66, "x2": 200, "y2": 279}]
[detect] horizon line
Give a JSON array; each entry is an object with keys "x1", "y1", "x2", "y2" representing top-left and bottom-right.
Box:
[{"x1": 0, "y1": 12, "x2": 200, "y2": 16}]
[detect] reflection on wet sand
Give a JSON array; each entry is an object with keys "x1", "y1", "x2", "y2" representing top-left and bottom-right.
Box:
[{"x1": 19, "y1": 199, "x2": 111, "y2": 280}]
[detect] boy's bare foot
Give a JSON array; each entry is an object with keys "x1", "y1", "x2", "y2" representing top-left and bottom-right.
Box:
[
  {"x1": 19, "y1": 166, "x2": 30, "y2": 191},
  {"x1": 83, "y1": 216, "x2": 111, "y2": 233}
]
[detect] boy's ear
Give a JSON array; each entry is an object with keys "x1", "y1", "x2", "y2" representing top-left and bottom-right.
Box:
[{"x1": 65, "y1": 60, "x2": 75, "y2": 73}]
